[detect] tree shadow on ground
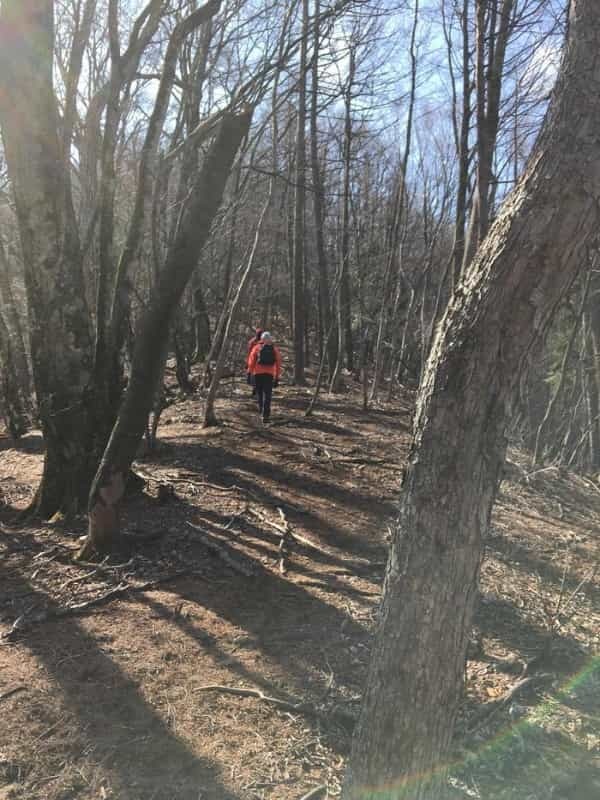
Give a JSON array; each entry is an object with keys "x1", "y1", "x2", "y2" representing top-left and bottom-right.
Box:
[
  {"x1": 141, "y1": 439, "x2": 393, "y2": 564},
  {"x1": 0, "y1": 431, "x2": 44, "y2": 454},
  {"x1": 274, "y1": 393, "x2": 412, "y2": 429},
  {"x1": 486, "y1": 530, "x2": 600, "y2": 607},
  {"x1": 153, "y1": 437, "x2": 394, "y2": 521},
  {"x1": 161, "y1": 563, "x2": 373, "y2": 716},
  {"x1": 188, "y1": 504, "x2": 387, "y2": 582},
  {"x1": 0, "y1": 563, "x2": 244, "y2": 800},
  {"x1": 475, "y1": 591, "x2": 588, "y2": 672}
]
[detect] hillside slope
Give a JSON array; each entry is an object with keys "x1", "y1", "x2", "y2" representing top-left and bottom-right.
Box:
[{"x1": 1, "y1": 377, "x2": 599, "y2": 800}]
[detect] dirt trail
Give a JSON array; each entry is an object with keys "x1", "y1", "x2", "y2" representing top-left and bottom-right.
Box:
[{"x1": 1, "y1": 380, "x2": 599, "y2": 799}]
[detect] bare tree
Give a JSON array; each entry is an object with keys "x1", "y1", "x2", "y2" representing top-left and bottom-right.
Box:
[{"x1": 343, "y1": 2, "x2": 600, "y2": 797}]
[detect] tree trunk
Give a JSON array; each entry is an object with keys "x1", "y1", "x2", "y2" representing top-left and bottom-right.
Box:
[
  {"x1": 0, "y1": 241, "x2": 32, "y2": 410},
  {"x1": 191, "y1": 275, "x2": 212, "y2": 363},
  {"x1": 582, "y1": 312, "x2": 600, "y2": 467},
  {"x1": 310, "y1": 0, "x2": 335, "y2": 373},
  {"x1": 0, "y1": 0, "x2": 96, "y2": 516},
  {"x1": 452, "y1": 0, "x2": 471, "y2": 287},
  {"x1": 533, "y1": 274, "x2": 590, "y2": 464},
  {"x1": 292, "y1": 0, "x2": 308, "y2": 385},
  {"x1": 79, "y1": 109, "x2": 252, "y2": 559},
  {"x1": 330, "y1": 43, "x2": 356, "y2": 392},
  {"x1": 370, "y1": 0, "x2": 417, "y2": 398},
  {"x1": 0, "y1": 310, "x2": 28, "y2": 439},
  {"x1": 343, "y1": 2, "x2": 600, "y2": 796},
  {"x1": 203, "y1": 185, "x2": 272, "y2": 427},
  {"x1": 462, "y1": 0, "x2": 515, "y2": 273}
]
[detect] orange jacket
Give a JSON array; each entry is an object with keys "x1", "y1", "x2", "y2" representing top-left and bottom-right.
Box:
[{"x1": 248, "y1": 341, "x2": 281, "y2": 379}]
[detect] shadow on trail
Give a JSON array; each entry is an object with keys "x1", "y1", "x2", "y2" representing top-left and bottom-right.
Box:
[
  {"x1": 155, "y1": 437, "x2": 396, "y2": 519},
  {"x1": 475, "y1": 591, "x2": 587, "y2": 673},
  {"x1": 188, "y1": 504, "x2": 387, "y2": 581},
  {"x1": 0, "y1": 562, "x2": 243, "y2": 800},
  {"x1": 0, "y1": 431, "x2": 44, "y2": 454},
  {"x1": 165, "y1": 567, "x2": 372, "y2": 723},
  {"x1": 487, "y1": 530, "x2": 600, "y2": 607},
  {"x1": 146, "y1": 439, "x2": 393, "y2": 562}
]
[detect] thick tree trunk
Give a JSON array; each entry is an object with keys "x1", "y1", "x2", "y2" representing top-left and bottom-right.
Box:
[
  {"x1": 79, "y1": 110, "x2": 252, "y2": 559},
  {"x1": 0, "y1": 0, "x2": 96, "y2": 516},
  {"x1": 343, "y1": 2, "x2": 600, "y2": 797}
]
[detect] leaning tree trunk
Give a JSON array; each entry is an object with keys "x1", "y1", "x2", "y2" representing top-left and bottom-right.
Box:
[
  {"x1": 343, "y1": 3, "x2": 600, "y2": 798},
  {"x1": 0, "y1": 0, "x2": 96, "y2": 516},
  {"x1": 79, "y1": 109, "x2": 252, "y2": 559}
]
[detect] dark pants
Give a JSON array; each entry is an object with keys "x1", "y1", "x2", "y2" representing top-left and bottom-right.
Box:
[{"x1": 254, "y1": 373, "x2": 274, "y2": 420}]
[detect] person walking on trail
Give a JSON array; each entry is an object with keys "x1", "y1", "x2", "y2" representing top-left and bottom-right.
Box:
[
  {"x1": 246, "y1": 327, "x2": 263, "y2": 395},
  {"x1": 247, "y1": 331, "x2": 281, "y2": 423}
]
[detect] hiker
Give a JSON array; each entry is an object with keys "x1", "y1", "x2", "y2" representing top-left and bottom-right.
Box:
[
  {"x1": 246, "y1": 327, "x2": 263, "y2": 394},
  {"x1": 247, "y1": 331, "x2": 281, "y2": 423}
]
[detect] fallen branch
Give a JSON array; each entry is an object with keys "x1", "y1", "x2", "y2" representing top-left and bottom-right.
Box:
[
  {"x1": 2, "y1": 570, "x2": 191, "y2": 640},
  {"x1": 195, "y1": 684, "x2": 309, "y2": 713},
  {"x1": 195, "y1": 684, "x2": 356, "y2": 729},
  {"x1": 186, "y1": 522, "x2": 255, "y2": 576},
  {"x1": 248, "y1": 507, "x2": 331, "y2": 557},
  {"x1": 277, "y1": 507, "x2": 291, "y2": 575},
  {"x1": 0, "y1": 686, "x2": 26, "y2": 703},
  {"x1": 59, "y1": 557, "x2": 112, "y2": 590}
]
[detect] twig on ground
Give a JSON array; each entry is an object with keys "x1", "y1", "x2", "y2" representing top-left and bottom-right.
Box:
[
  {"x1": 248, "y1": 507, "x2": 331, "y2": 557},
  {"x1": 195, "y1": 684, "x2": 309, "y2": 713},
  {"x1": 1, "y1": 570, "x2": 192, "y2": 640},
  {"x1": 186, "y1": 522, "x2": 256, "y2": 576},
  {"x1": 0, "y1": 686, "x2": 26, "y2": 703},
  {"x1": 195, "y1": 684, "x2": 356, "y2": 729},
  {"x1": 59, "y1": 556, "x2": 111, "y2": 590},
  {"x1": 277, "y1": 507, "x2": 291, "y2": 574}
]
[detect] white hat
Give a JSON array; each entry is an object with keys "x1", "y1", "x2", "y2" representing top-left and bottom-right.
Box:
[{"x1": 261, "y1": 331, "x2": 273, "y2": 341}]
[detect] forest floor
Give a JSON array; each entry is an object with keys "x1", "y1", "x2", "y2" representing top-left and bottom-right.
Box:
[{"x1": 1, "y1": 366, "x2": 599, "y2": 800}]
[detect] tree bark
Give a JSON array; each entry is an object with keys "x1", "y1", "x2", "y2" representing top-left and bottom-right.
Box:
[
  {"x1": 343, "y1": 2, "x2": 600, "y2": 796},
  {"x1": 292, "y1": 0, "x2": 308, "y2": 385},
  {"x1": 0, "y1": 240, "x2": 32, "y2": 409},
  {"x1": 330, "y1": 42, "x2": 356, "y2": 391},
  {"x1": 310, "y1": 0, "x2": 335, "y2": 372},
  {"x1": 0, "y1": 0, "x2": 96, "y2": 515},
  {"x1": 0, "y1": 309, "x2": 28, "y2": 439},
  {"x1": 79, "y1": 109, "x2": 252, "y2": 558}
]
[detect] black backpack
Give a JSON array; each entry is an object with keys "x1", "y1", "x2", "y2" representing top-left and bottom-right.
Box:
[{"x1": 257, "y1": 343, "x2": 276, "y2": 366}]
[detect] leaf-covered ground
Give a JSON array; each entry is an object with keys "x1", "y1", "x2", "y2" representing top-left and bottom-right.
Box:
[{"x1": 1, "y1": 371, "x2": 599, "y2": 800}]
